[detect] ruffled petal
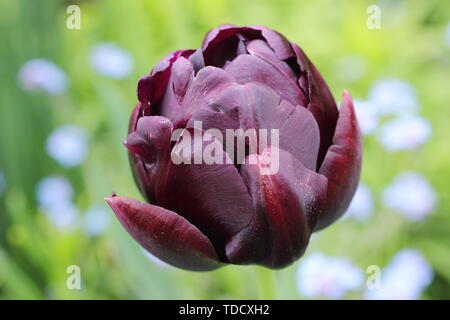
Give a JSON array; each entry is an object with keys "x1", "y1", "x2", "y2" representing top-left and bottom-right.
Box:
[
  {"x1": 315, "y1": 91, "x2": 362, "y2": 231},
  {"x1": 106, "y1": 196, "x2": 223, "y2": 271}
]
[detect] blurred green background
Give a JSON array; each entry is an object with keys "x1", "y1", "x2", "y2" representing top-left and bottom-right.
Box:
[{"x1": 1, "y1": 0, "x2": 450, "y2": 299}]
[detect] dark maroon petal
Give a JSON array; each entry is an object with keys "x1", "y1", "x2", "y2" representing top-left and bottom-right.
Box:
[
  {"x1": 315, "y1": 91, "x2": 362, "y2": 231},
  {"x1": 227, "y1": 146, "x2": 327, "y2": 268},
  {"x1": 158, "y1": 128, "x2": 255, "y2": 254},
  {"x1": 247, "y1": 25, "x2": 294, "y2": 60},
  {"x1": 291, "y1": 43, "x2": 339, "y2": 167},
  {"x1": 224, "y1": 54, "x2": 305, "y2": 107},
  {"x1": 124, "y1": 116, "x2": 174, "y2": 203},
  {"x1": 137, "y1": 49, "x2": 194, "y2": 113},
  {"x1": 105, "y1": 196, "x2": 223, "y2": 271},
  {"x1": 244, "y1": 82, "x2": 320, "y2": 170}
]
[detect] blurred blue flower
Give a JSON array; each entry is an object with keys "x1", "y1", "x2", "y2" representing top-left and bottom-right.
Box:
[
  {"x1": 17, "y1": 59, "x2": 68, "y2": 95},
  {"x1": 36, "y1": 175, "x2": 73, "y2": 208},
  {"x1": 46, "y1": 125, "x2": 88, "y2": 168},
  {"x1": 335, "y1": 54, "x2": 367, "y2": 81},
  {"x1": 0, "y1": 169, "x2": 6, "y2": 197},
  {"x1": 296, "y1": 252, "x2": 364, "y2": 298},
  {"x1": 141, "y1": 249, "x2": 171, "y2": 268},
  {"x1": 377, "y1": 115, "x2": 431, "y2": 151},
  {"x1": 369, "y1": 78, "x2": 419, "y2": 115},
  {"x1": 89, "y1": 43, "x2": 134, "y2": 79},
  {"x1": 36, "y1": 176, "x2": 78, "y2": 231},
  {"x1": 343, "y1": 183, "x2": 374, "y2": 222},
  {"x1": 365, "y1": 249, "x2": 433, "y2": 300},
  {"x1": 82, "y1": 204, "x2": 110, "y2": 237},
  {"x1": 445, "y1": 22, "x2": 450, "y2": 48},
  {"x1": 43, "y1": 201, "x2": 79, "y2": 231},
  {"x1": 382, "y1": 172, "x2": 437, "y2": 221},
  {"x1": 353, "y1": 99, "x2": 379, "y2": 135}
]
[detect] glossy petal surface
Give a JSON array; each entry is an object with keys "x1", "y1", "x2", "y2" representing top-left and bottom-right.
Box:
[{"x1": 106, "y1": 196, "x2": 222, "y2": 271}]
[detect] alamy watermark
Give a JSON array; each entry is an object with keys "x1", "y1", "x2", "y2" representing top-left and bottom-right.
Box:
[
  {"x1": 66, "y1": 5, "x2": 81, "y2": 30},
  {"x1": 367, "y1": 5, "x2": 381, "y2": 29},
  {"x1": 66, "y1": 265, "x2": 81, "y2": 290},
  {"x1": 366, "y1": 264, "x2": 382, "y2": 290}
]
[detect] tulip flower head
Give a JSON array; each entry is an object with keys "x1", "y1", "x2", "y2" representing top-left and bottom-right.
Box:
[{"x1": 106, "y1": 25, "x2": 362, "y2": 271}]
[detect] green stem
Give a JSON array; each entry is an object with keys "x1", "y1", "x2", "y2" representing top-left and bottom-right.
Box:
[{"x1": 256, "y1": 266, "x2": 277, "y2": 300}]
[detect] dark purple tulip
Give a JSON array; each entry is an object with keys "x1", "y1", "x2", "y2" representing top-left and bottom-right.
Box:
[{"x1": 105, "y1": 24, "x2": 362, "y2": 271}]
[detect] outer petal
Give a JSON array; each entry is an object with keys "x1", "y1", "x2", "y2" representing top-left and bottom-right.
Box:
[
  {"x1": 315, "y1": 91, "x2": 362, "y2": 231},
  {"x1": 105, "y1": 196, "x2": 223, "y2": 271},
  {"x1": 291, "y1": 43, "x2": 339, "y2": 167},
  {"x1": 226, "y1": 146, "x2": 327, "y2": 269}
]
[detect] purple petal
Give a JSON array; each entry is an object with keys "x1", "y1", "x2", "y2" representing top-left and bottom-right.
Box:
[
  {"x1": 105, "y1": 196, "x2": 223, "y2": 271},
  {"x1": 291, "y1": 43, "x2": 339, "y2": 167},
  {"x1": 316, "y1": 91, "x2": 362, "y2": 231},
  {"x1": 227, "y1": 146, "x2": 327, "y2": 268}
]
